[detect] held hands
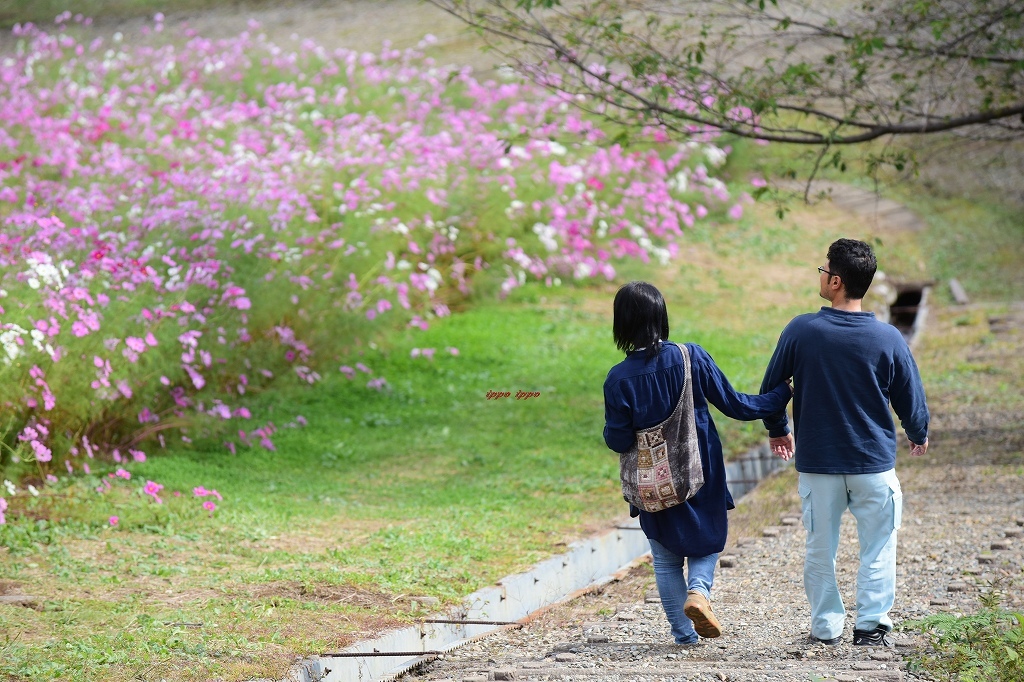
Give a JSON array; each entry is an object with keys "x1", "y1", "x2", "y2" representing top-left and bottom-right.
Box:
[
  {"x1": 767, "y1": 378, "x2": 795, "y2": 460},
  {"x1": 769, "y1": 433, "x2": 795, "y2": 461},
  {"x1": 909, "y1": 438, "x2": 929, "y2": 457}
]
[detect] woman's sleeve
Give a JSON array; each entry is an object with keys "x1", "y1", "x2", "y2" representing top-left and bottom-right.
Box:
[
  {"x1": 603, "y1": 379, "x2": 635, "y2": 453},
  {"x1": 691, "y1": 344, "x2": 790, "y2": 421}
]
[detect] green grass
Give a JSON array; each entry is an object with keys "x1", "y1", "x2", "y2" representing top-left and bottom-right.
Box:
[
  {"x1": 0, "y1": 291, "x2": 622, "y2": 680},
  {"x1": 0, "y1": 229, "x2": 829, "y2": 680}
]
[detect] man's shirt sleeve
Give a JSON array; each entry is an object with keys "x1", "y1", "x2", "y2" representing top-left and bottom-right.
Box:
[
  {"x1": 760, "y1": 324, "x2": 796, "y2": 438},
  {"x1": 889, "y1": 342, "x2": 930, "y2": 445}
]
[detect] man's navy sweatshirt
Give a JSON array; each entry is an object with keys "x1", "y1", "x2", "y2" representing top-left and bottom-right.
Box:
[{"x1": 760, "y1": 307, "x2": 929, "y2": 475}]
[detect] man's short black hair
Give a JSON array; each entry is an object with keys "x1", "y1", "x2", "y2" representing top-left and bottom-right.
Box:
[
  {"x1": 613, "y1": 281, "x2": 670, "y2": 359},
  {"x1": 827, "y1": 238, "x2": 877, "y2": 300}
]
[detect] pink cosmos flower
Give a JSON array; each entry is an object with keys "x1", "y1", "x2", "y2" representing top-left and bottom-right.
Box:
[
  {"x1": 115, "y1": 468, "x2": 131, "y2": 480},
  {"x1": 125, "y1": 337, "x2": 146, "y2": 352},
  {"x1": 184, "y1": 366, "x2": 206, "y2": 390},
  {"x1": 202, "y1": 501, "x2": 217, "y2": 512},
  {"x1": 109, "y1": 516, "x2": 118, "y2": 526},
  {"x1": 117, "y1": 381, "x2": 133, "y2": 399},
  {"x1": 0, "y1": 498, "x2": 7, "y2": 525},
  {"x1": 31, "y1": 440, "x2": 52, "y2": 463},
  {"x1": 143, "y1": 480, "x2": 164, "y2": 503},
  {"x1": 193, "y1": 486, "x2": 223, "y2": 501}
]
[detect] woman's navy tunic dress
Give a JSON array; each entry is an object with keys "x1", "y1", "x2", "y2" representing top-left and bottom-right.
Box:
[{"x1": 603, "y1": 341, "x2": 791, "y2": 557}]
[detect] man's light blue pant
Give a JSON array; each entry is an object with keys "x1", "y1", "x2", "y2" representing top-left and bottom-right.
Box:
[
  {"x1": 648, "y1": 538, "x2": 719, "y2": 644},
  {"x1": 799, "y1": 469, "x2": 903, "y2": 640}
]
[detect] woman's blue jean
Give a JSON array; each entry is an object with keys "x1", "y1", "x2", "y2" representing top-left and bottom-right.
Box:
[{"x1": 648, "y1": 538, "x2": 719, "y2": 644}]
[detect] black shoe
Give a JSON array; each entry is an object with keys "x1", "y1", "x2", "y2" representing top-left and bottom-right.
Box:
[
  {"x1": 809, "y1": 634, "x2": 843, "y2": 646},
  {"x1": 853, "y1": 625, "x2": 893, "y2": 647}
]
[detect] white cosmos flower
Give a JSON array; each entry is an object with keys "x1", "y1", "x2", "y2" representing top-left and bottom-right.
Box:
[{"x1": 704, "y1": 145, "x2": 727, "y2": 167}]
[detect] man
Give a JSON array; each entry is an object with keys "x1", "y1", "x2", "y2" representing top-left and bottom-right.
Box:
[{"x1": 760, "y1": 238, "x2": 929, "y2": 647}]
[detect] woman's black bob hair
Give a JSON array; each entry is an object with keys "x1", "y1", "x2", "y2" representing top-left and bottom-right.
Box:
[{"x1": 613, "y1": 281, "x2": 669, "y2": 359}]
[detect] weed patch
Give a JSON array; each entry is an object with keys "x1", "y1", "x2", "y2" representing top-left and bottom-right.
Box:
[{"x1": 904, "y1": 588, "x2": 1024, "y2": 682}]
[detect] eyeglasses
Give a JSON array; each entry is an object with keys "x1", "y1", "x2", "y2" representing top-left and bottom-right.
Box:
[{"x1": 817, "y1": 266, "x2": 840, "y2": 279}]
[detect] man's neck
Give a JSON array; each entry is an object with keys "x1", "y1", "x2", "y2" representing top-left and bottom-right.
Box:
[{"x1": 831, "y1": 297, "x2": 863, "y2": 313}]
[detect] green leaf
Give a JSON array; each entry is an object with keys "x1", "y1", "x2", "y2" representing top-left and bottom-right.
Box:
[{"x1": 515, "y1": 0, "x2": 561, "y2": 9}]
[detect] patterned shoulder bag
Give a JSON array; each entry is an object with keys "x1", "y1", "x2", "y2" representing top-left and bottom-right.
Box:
[{"x1": 618, "y1": 344, "x2": 704, "y2": 512}]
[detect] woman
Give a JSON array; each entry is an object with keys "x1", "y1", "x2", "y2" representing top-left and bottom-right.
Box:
[{"x1": 603, "y1": 281, "x2": 791, "y2": 645}]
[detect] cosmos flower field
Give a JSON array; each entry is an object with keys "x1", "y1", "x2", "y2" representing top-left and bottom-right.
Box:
[{"x1": 0, "y1": 13, "x2": 750, "y2": 521}]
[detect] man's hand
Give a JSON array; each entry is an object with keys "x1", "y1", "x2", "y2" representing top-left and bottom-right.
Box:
[
  {"x1": 909, "y1": 438, "x2": 928, "y2": 457},
  {"x1": 769, "y1": 434, "x2": 795, "y2": 461}
]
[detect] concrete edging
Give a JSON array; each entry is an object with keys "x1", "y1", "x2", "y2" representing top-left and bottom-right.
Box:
[{"x1": 287, "y1": 521, "x2": 651, "y2": 681}]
